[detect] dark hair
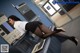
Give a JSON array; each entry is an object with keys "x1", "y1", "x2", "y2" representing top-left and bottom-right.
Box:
[{"x1": 8, "y1": 15, "x2": 21, "y2": 21}]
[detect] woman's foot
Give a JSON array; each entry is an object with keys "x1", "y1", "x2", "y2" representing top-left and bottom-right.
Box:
[
  {"x1": 54, "y1": 27, "x2": 65, "y2": 32},
  {"x1": 70, "y1": 36, "x2": 78, "y2": 46}
]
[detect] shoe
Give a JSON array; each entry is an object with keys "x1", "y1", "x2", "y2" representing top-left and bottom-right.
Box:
[
  {"x1": 70, "y1": 36, "x2": 78, "y2": 46},
  {"x1": 54, "y1": 27, "x2": 65, "y2": 32}
]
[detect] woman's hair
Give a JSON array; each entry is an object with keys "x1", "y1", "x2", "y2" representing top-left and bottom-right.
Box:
[{"x1": 8, "y1": 15, "x2": 21, "y2": 21}]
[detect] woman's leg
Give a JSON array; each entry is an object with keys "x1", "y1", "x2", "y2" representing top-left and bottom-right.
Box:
[
  {"x1": 33, "y1": 27, "x2": 44, "y2": 38},
  {"x1": 34, "y1": 24, "x2": 78, "y2": 45},
  {"x1": 34, "y1": 24, "x2": 54, "y2": 38},
  {"x1": 55, "y1": 33, "x2": 78, "y2": 45},
  {"x1": 34, "y1": 24, "x2": 70, "y2": 38},
  {"x1": 38, "y1": 24, "x2": 78, "y2": 45}
]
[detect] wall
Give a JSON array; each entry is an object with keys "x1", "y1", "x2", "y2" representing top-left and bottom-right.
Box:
[
  {"x1": 0, "y1": 1, "x2": 62, "y2": 53},
  {"x1": 0, "y1": 0, "x2": 53, "y2": 45}
]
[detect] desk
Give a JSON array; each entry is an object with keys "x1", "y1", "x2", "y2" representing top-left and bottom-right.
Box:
[
  {"x1": 11, "y1": 33, "x2": 37, "y2": 53},
  {"x1": 32, "y1": 37, "x2": 61, "y2": 53}
]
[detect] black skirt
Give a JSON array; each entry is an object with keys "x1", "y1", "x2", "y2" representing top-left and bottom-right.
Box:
[{"x1": 25, "y1": 21, "x2": 42, "y2": 33}]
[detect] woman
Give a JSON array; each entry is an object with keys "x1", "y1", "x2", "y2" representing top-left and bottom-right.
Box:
[{"x1": 8, "y1": 15, "x2": 78, "y2": 45}]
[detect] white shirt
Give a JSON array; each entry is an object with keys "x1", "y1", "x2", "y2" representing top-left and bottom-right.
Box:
[{"x1": 14, "y1": 21, "x2": 28, "y2": 35}]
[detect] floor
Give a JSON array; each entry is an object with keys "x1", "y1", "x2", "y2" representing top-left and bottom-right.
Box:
[
  {"x1": 51, "y1": 4, "x2": 80, "y2": 27},
  {"x1": 61, "y1": 17, "x2": 80, "y2": 53}
]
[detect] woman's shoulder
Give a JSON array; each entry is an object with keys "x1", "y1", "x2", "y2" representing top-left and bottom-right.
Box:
[
  {"x1": 15, "y1": 21, "x2": 28, "y2": 26},
  {"x1": 17, "y1": 20, "x2": 27, "y2": 22}
]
